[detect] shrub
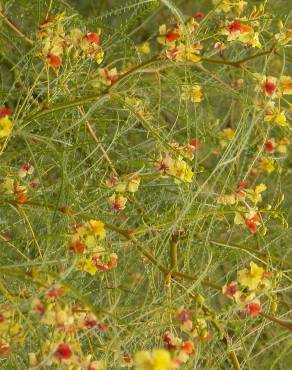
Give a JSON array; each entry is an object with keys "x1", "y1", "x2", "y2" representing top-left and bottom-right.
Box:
[{"x1": 0, "y1": 0, "x2": 291, "y2": 369}]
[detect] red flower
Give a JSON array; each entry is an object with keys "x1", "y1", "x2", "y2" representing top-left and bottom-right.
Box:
[
  {"x1": 177, "y1": 308, "x2": 192, "y2": 323},
  {"x1": 181, "y1": 340, "x2": 194, "y2": 354},
  {"x1": 229, "y1": 21, "x2": 251, "y2": 33},
  {"x1": 245, "y1": 301, "x2": 261, "y2": 316},
  {"x1": 245, "y1": 214, "x2": 260, "y2": 233},
  {"x1": 34, "y1": 302, "x2": 44, "y2": 315},
  {"x1": 264, "y1": 140, "x2": 275, "y2": 153},
  {"x1": 38, "y1": 17, "x2": 52, "y2": 29},
  {"x1": 54, "y1": 343, "x2": 72, "y2": 361},
  {"x1": 16, "y1": 194, "x2": 29, "y2": 203},
  {"x1": 163, "y1": 332, "x2": 177, "y2": 351},
  {"x1": 166, "y1": 31, "x2": 180, "y2": 42},
  {"x1": 97, "y1": 322, "x2": 109, "y2": 331},
  {"x1": 70, "y1": 241, "x2": 85, "y2": 254},
  {"x1": 189, "y1": 138, "x2": 200, "y2": 150},
  {"x1": 224, "y1": 282, "x2": 238, "y2": 298},
  {"x1": 47, "y1": 53, "x2": 62, "y2": 69},
  {"x1": 260, "y1": 80, "x2": 276, "y2": 96},
  {"x1": 192, "y1": 12, "x2": 205, "y2": 19},
  {"x1": 47, "y1": 287, "x2": 65, "y2": 298},
  {"x1": 86, "y1": 32, "x2": 100, "y2": 44},
  {"x1": 0, "y1": 107, "x2": 13, "y2": 118}
]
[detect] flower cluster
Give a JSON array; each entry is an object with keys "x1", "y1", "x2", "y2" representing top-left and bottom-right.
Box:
[
  {"x1": 155, "y1": 140, "x2": 198, "y2": 184},
  {"x1": 30, "y1": 282, "x2": 107, "y2": 369},
  {"x1": 1, "y1": 163, "x2": 36, "y2": 203},
  {"x1": 69, "y1": 220, "x2": 117, "y2": 275},
  {"x1": 217, "y1": 181, "x2": 267, "y2": 233},
  {"x1": 0, "y1": 305, "x2": 24, "y2": 356},
  {"x1": 0, "y1": 107, "x2": 13, "y2": 140},
  {"x1": 157, "y1": 18, "x2": 202, "y2": 63},
  {"x1": 221, "y1": 20, "x2": 261, "y2": 48},
  {"x1": 223, "y1": 261, "x2": 273, "y2": 316},
  {"x1": 177, "y1": 306, "x2": 211, "y2": 341},
  {"x1": 37, "y1": 14, "x2": 103, "y2": 69},
  {"x1": 106, "y1": 173, "x2": 141, "y2": 212}
]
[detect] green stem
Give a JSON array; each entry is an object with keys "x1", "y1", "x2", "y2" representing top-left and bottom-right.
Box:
[{"x1": 0, "y1": 11, "x2": 33, "y2": 46}]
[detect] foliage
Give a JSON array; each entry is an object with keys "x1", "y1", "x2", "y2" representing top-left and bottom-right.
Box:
[{"x1": 0, "y1": 0, "x2": 292, "y2": 369}]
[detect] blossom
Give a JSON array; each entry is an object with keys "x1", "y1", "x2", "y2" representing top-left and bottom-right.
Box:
[
  {"x1": 245, "y1": 183, "x2": 266, "y2": 204},
  {"x1": 177, "y1": 306, "x2": 193, "y2": 332},
  {"x1": 77, "y1": 256, "x2": 97, "y2": 275},
  {"x1": 181, "y1": 85, "x2": 202, "y2": 103},
  {"x1": 88, "y1": 220, "x2": 106, "y2": 239},
  {"x1": 166, "y1": 43, "x2": 201, "y2": 63},
  {"x1": 0, "y1": 107, "x2": 13, "y2": 118},
  {"x1": 264, "y1": 139, "x2": 276, "y2": 153},
  {"x1": 245, "y1": 300, "x2": 261, "y2": 316},
  {"x1": 137, "y1": 42, "x2": 151, "y2": 54},
  {"x1": 222, "y1": 281, "x2": 238, "y2": 298},
  {"x1": 219, "y1": 128, "x2": 235, "y2": 147},
  {"x1": 70, "y1": 220, "x2": 106, "y2": 255},
  {"x1": 18, "y1": 163, "x2": 34, "y2": 178},
  {"x1": 280, "y1": 76, "x2": 292, "y2": 95},
  {"x1": 135, "y1": 349, "x2": 173, "y2": 370},
  {"x1": 0, "y1": 116, "x2": 13, "y2": 138},
  {"x1": 163, "y1": 331, "x2": 182, "y2": 351},
  {"x1": 264, "y1": 109, "x2": 287, "y2": 126},
  {"x1": 168, "y1": 158, "x2": 193, "y2": 184},
  {"x1": 47, "y1": 52, "x2": 62, "y2": 68},
  {"x1": 157, "y1": 24, "x2": 180, "y2": 46},
  {"x1": 221, "y1": 20, "x2": 261, "y2": 48},
  {"x1": 244, "y1": 213, "x2": 261, "y2": 233},
  {"x1": 53, "y1": 343, "x2": 73, "y2": 361},
  {"x1": 1, "y1": 177, "x2": 28, "y2": 203},
  {"x1": 93, "y1": 253, "x2": 118, "y2": 272},
  {"x1": 95, "y1": 67, "x2": 118, "y2": 87},
  {"x1": 234, "y1": 208, "x2": 261, "y2": 233},
  {"x1": 258, "y1": 157, "x2": 275, "y2": 173},
  {"x1": 109, "y1": 193, "x2": 127, "y2": 211},
  {"x1": 115, "y1": 174, "x2": 141, "y2": 193},
  {"x1": 238, "y1": 262, "x2": 264, "y2": 290}
]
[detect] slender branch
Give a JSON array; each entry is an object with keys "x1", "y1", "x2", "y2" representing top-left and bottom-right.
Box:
[
  {"x1": 23, "y1": 47, "x2": 274, "y2": 124},
  {"x1": 170, "y1": 235, "x2": 178, "y2": 272},
  {"x1": 260, "y1": 312, "x2": 292, "y2": 331},
  {"x1": 0, "y1": 11, "x2": 34, "y2": 46}
]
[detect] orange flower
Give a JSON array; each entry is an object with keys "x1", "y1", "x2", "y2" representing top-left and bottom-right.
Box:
[
  {"x1": 53, "y1": 343, "x2": 72, "y2": 361},
  {"x1": 47, "y1": 53, "x2": 62, "y2": 68},
  {"x1": 245, "y1": 300, "x2": 261, "y2": 316}
]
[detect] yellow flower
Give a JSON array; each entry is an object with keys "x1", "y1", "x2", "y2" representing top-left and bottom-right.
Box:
[
  {"x1": 109, "y1": 193, "x2": 127, "y2": 211},
  {"x1": 137, "y1": 42, "x2": 151, "y2": 54},
  {"x1": 245, "y1": 183, "x2": 266, "y2": 204},
  {"x1": 258, "y1": 157, "x2": 275, "y2": 173},
  {"x1": 115, "y1": 174, "x2": 141, "y2": 193},
  {"x1": 238, "y1": 262, "x2": 264, "y2": 290},
  {"x1": 280, "y1": 75, "x2": 292, "y2": 95},
  {"x1": 222, "y1": 128, "x2": 235, "y2": 140},
  {"x1": 88, "y1": 220, "x2": 106, "y2": 239},
  {"x1": 168, "y1": 159, "x2": 193, "y2": 184},
  {"x1": 77, "y1": 256, "x2": 97, "y2": 275},
  {"x1": 0, "y1": 116, "x2": 12, "y2": 138},
  {"x1": 135, "y1": 349, "x2": 172, "y2": 370},
  {"x1": 2, "y1": 178, "x2": 15, "y2": 194},
  {"x1": 264, "y1": 110, "x2": 287, "y2": 126},
  {"x1": 182, "y1": 85, "x2": 202, "y2": 103},
  {"x1": 95, "y1": 48, "x2": 104, "y2": 64}
]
